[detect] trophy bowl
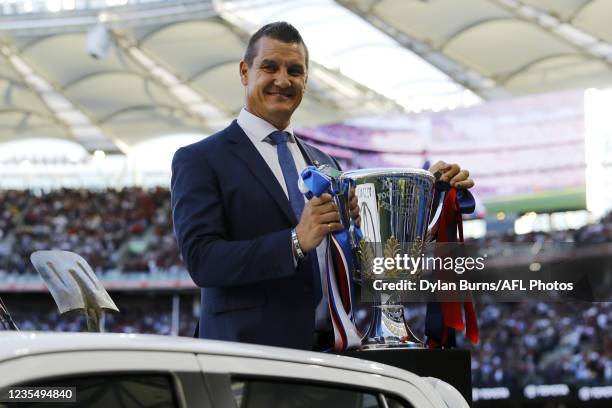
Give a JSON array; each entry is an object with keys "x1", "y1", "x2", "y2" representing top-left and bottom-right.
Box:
[{"x1": 339, "y1": 168, "x2": 437, "y2": 350}]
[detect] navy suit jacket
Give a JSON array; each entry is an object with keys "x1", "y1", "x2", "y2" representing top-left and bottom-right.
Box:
[{"x1": 171, "y1": 120, "x2": 340, "y2": 350}]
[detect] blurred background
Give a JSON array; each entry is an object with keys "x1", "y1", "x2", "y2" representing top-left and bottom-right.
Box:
[{"x1": 0, "y1": 0, "x2": 611, "y2": 406}]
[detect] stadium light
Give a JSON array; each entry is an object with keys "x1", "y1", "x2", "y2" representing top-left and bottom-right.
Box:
[
  {"x1": 106, "y1": 0, "x2": 128, "y2": 6},
  {"x1": 62, "y1": 0, "x2": 75, "y2": 11},
  {"x1": 46, "y1": 0, "x2": 61, "y2": 12},
  {"x1": 93, "y1": 150, "x2": 106, "y2": 161},
  {"x1": 86, "y1": 23, "x2": 112, "y2": 60},
  {"x1": 528, "y1": 263, "x2": 541, "y2": 272}
]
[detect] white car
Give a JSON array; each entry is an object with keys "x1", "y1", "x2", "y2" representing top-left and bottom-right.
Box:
[{"x1": 0, "y1": 332, "x2": 467, "y2": 407}]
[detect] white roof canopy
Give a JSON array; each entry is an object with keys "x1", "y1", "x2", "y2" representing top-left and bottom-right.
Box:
[
  {"x1": 337, "y1": 0, "x2": 612, "y2": 98},
  {"x1": 2, "y1": 0, "x2": 612, "y2": 153},
  {"x1": 0, "y1": 0, "x2": 402, "y2": 152}
]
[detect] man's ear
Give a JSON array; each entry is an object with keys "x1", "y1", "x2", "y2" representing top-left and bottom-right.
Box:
[{"x1": 239, "y1": 60, "x2": 249, "y2": 86}]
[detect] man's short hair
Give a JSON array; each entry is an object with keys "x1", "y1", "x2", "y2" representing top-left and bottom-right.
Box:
[{"x1": 244, "y1": 21, "x2": 309, "y2": 69}]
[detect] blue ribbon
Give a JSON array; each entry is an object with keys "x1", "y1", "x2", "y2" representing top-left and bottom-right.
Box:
[
  {"x1": 457, "y1": 189, "x2": 476, "y2": 214},
  {"x1": 300, "y1": 166, "x2": 363, "y2": 309},
  {"x1": 432, "y1": 181, "x2": 476, "y2": 216},
  {"x1": 300, "y1": 166, "x2": 336, "y2": 198},
  {"x1": 300, "y1": 165, "x2": 362, "y2": 246}
]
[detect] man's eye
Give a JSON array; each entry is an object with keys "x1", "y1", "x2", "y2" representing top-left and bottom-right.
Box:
[
  {"x1": 289, "y1": 69, "x2": 304, "y2": 76},
  {"x1": 262, "y1": 65, "x2": 276, "y2": 72}
]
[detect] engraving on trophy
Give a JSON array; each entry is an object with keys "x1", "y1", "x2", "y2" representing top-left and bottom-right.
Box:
[
  {"x1": 358, "y1": 239, "x2": 375, "y2": 281},
  {"x1": 381, "y1": 305, "x2": 408, "y2": 338},
  {"x1": 377, "y1": 183, "x2": 417, "y2": 212},
  {"x1": 410, "y1": 237, "x2": 424, "y2": 279},
  {"x1": 355, "y1": 183, "x2": 380, "y2": 243},
  {"x1": 383, "y1": 236, "x2": 400, "y2": 278}
]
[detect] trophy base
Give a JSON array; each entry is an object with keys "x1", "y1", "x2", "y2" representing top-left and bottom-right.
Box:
[{"x1": 361, "y1": 337, "x2": 426, "y2": 350}]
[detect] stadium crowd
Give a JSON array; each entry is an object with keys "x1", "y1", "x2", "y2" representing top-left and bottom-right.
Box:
[
  {"x1": 466, "y1": 210, "x2": 612, "y2": 247},
  {"x1": 465, "y1": 301, "x2": 611, "y2": 388},
  {"x1": 0, "y1": 188, "x2": 180, "y2": 275},
  {"x1": 1, "y1": 187, "x2": 611, "y2": 389},
  {"x1": 4, "y1": 295, "x2": 197, "y2": 337},
  {"x1": 3, "y1": 296, "x2": 609, "y2": 388},
  {"x1": 2, "y1": 188, "x2": 611, "y2": 276},
  {"x1": 401, "y1": 301, "x2": 611, "y2": 388}
]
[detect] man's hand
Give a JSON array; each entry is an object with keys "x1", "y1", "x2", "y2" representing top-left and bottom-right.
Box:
[
  {"x1": 349, "y1": 188, "x2": 361, "y2": 227},
  {"x1": 428, "y1": 161, "x2": 475, "y2": 189},
  {"x1": 296, "y1": 193, "x2": 343, "y2": 252}
]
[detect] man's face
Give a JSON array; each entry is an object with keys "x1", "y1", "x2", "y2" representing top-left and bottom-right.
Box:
[{"x1": 240, "y1": 36, "x2": 308, "y2": 129}]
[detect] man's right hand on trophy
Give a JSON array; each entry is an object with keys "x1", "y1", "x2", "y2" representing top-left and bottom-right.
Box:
[
  {"x1": 349, "y1": 187, "x2": 361, "y2": 228},
  {"x1": 428, "y1": 161, "x2": 475, "y2": 189},
  {"x1": 296, "y1": 193, "x2": 343, "y2": 252}
]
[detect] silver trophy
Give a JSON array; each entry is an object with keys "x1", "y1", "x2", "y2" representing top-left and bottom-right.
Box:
[{"x1": 337, "y1": 168, "x2": 444, "y2": 349}]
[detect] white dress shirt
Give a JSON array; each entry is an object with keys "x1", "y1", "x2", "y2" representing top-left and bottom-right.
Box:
[{"x1": 237, "y1": 108, "x2": 332, "y2": 330}]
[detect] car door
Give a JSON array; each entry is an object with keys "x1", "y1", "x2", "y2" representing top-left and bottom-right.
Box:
[
  {"x1": 196, "y1": 354, "x2": 440, "y2": 408},
  {"x1": 0, "y1": 350, "x2": 211, "y2": 408}
]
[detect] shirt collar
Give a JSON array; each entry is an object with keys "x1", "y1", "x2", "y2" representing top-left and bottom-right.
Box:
[{"x1": 237, "y1": 107, "x2": 295, "y2": 143}]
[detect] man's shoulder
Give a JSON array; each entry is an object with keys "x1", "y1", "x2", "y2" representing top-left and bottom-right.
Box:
[{"x1": 174, "y1": 121, "x2": 237, "y2": 159}]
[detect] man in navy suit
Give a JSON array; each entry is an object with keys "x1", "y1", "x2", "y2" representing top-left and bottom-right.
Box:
[{"x1": 171, "y1": 22, "x2": 474, "y2": 350}]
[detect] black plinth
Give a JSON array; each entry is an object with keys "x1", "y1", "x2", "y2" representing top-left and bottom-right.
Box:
[{"x1": 342, "y1": 349, "x2": 472, "y2": 405}]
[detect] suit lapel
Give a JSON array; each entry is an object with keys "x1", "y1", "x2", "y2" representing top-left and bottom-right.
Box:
[
  {"x1": 296, "y1": 135, "x2": 338, "y2": 169},
  {"x1": 225, "y1": 121, "x2": 297, "y2": 225},
  {"x1": 295, "y1": 136, "x2": 316, "y2": 166}
]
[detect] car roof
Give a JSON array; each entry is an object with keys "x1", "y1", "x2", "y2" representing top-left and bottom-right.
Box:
[{"x1": 0, "y1": 331, "x2": 426, "y2": 386}]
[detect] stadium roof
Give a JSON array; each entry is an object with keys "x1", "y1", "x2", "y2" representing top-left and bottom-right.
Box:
[
  {"x1": 337, "y1": 0, "x2": 612, "y2": 98},
  {"x1": 0, "y1": 0, "x2": 403, "y2": 153},
  {"x1": 1, "y1": 0, "x2": 612, "y2": 154}
]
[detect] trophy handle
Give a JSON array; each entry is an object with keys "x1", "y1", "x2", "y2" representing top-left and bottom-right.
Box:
[{"x1": 426, "y1": 181, "x2": 450, "y2": 240}]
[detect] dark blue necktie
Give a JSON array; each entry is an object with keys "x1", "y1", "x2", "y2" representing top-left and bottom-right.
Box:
[{"x1": 268, "y1": 130, "x2": 322, "y2": 305}]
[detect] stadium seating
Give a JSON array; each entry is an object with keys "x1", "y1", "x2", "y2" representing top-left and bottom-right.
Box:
[{"x1": 1, "y1": 188, "x2": 610, "y2": 388}]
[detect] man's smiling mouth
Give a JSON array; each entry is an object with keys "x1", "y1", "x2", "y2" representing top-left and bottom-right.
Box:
[{"x1": 266, "y1": 90, "x2": 295, "y2": 99}]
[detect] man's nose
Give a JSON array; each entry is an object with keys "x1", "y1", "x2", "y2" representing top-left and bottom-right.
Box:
[{"x1": 273, "y1": 68, "x2": 291, "y2": 87}]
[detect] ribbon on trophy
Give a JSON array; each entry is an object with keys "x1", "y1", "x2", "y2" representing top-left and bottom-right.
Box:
[
  {"x1": 299, "y1": 166, "x2": 363, "y2": 351},
  {"x1": 426, "y1": 182, "x2": 479, "y2": 347}
]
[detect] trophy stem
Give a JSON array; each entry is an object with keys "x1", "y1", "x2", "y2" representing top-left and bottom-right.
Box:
[
  {"x1": 360, "y1": 302, "x2": 426, "y2": 350},
  {"x1": 402, "y1": 322, "x2": 424, "y2": 345}
]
